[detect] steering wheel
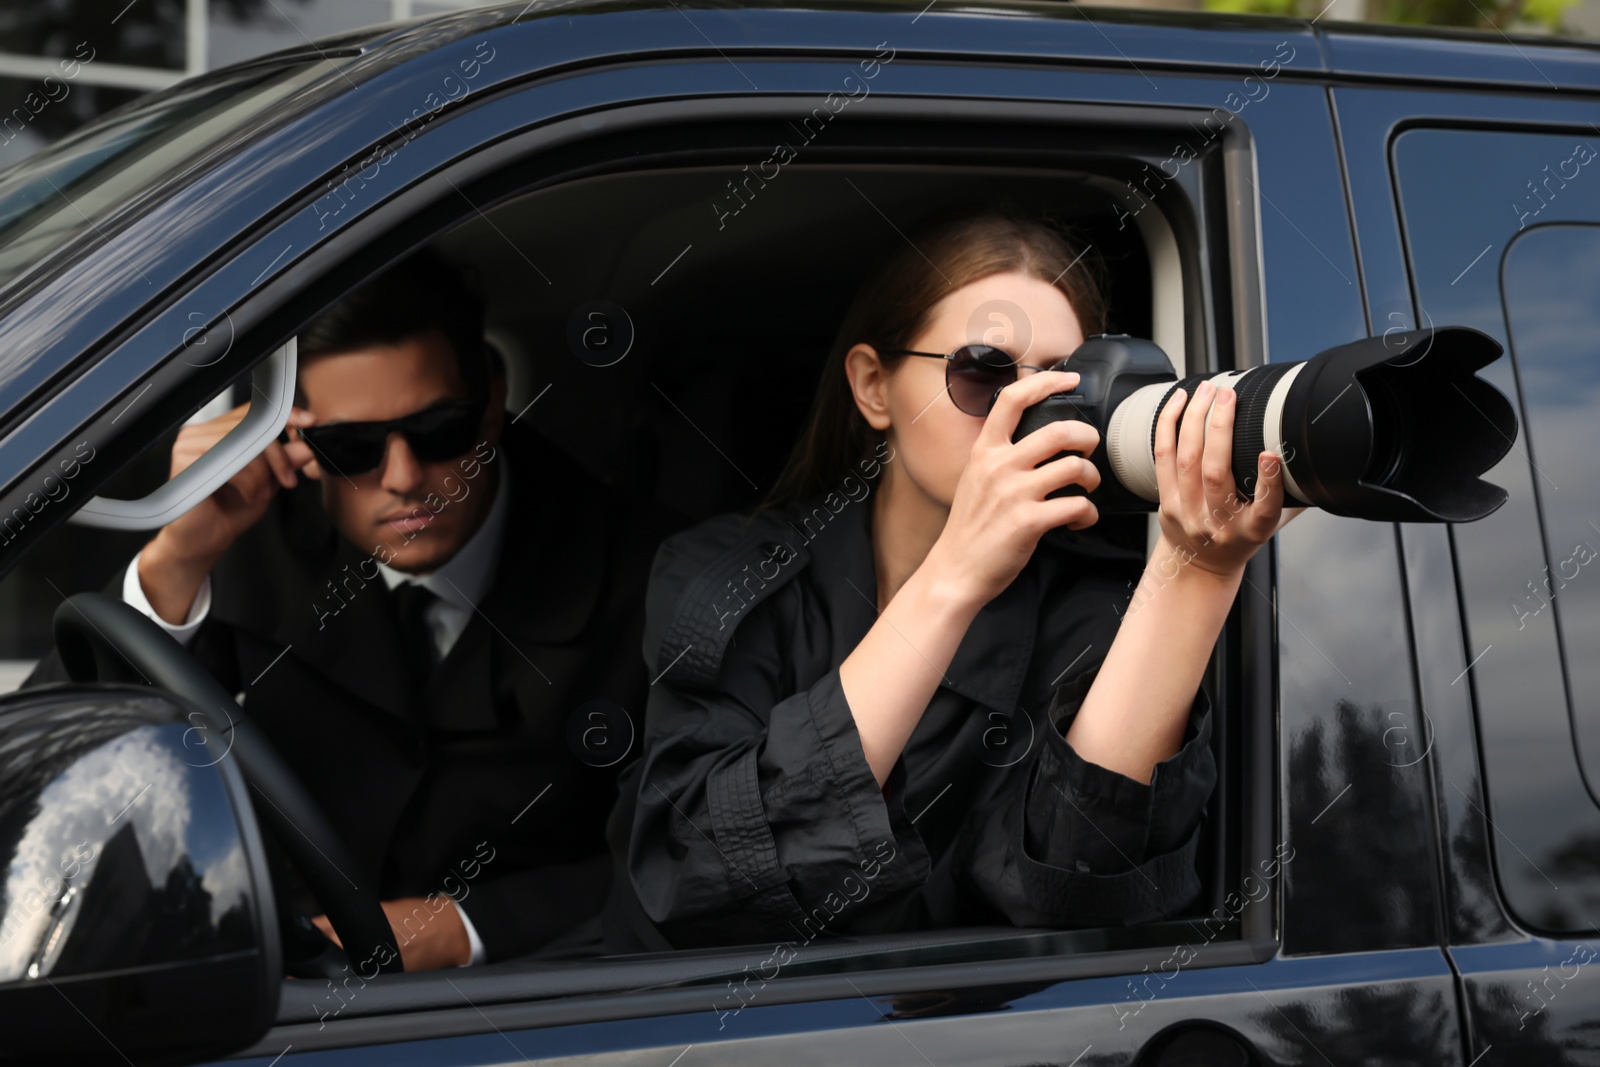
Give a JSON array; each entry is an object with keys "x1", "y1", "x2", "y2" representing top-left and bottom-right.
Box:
[{"x1": 53, "y1": 591, "x2": 404, "y2": 976}]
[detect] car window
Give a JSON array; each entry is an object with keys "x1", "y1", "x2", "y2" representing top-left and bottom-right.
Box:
[
  {"x1": 1394, "y1": 128, "x2": 1600, "y2": 933},
  {"x1": 1502, "y1": 225, "x2": 1600, "y2": 779}
]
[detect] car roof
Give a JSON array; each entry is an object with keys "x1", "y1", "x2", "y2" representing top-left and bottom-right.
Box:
[
  {"x1": 232, "y1": 0, "x2": 1600, "y2": 92},
  {"x1": 267, "y1": 0, "x2": 1600, "y2": 85}
]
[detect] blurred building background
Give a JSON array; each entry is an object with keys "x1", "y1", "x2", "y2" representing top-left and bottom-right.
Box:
[
  {"x1": 0, "y1": 0, "x2": 504, "y2": 173},
  {"x1": 1, "y1": 0, "x2": 1596, "y2": 176}
]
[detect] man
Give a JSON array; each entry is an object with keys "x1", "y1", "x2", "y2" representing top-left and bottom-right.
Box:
[{"x1": 30, "y1": 250, "x2": 680, "y2": 969}]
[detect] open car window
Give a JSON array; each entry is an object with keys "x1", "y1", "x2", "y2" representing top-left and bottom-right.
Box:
[{"x1": 0, "y1": 57, "x2": 1285, "y2": 1055}]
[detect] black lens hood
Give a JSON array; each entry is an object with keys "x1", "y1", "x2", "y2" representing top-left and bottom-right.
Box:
[{"x1": 1278, "y1": 325, "x2": 1515, "y2": 522}]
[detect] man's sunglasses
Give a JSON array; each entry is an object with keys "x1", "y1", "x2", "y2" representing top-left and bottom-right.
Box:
[
  {"x1": 296, "y1": 396, "x2": 487, "y2": 475},
  {"x1": 890, "y1": 344, "x2": 1063, "y2": 417}
]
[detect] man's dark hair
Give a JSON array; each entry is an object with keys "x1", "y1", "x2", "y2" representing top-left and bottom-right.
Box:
[{"x1": 299, "y1": 248, "x2": 489, "y2": 396}]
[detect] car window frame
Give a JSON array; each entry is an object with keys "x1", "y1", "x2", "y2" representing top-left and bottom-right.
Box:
[{"x1": 0, "y1": 57, "x2": 1292, "y2": 1052}]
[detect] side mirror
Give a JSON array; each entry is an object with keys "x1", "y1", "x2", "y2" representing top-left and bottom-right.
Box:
[{"x1": 0, "y1": 683, "x2": 280, "y2": 1064}]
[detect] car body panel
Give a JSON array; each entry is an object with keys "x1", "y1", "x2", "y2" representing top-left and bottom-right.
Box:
[
  {"x1": 0, "y1": 3, "x2": 1593, "y2": 1064},
  {"x1": 1333, "y1": 75, "x2": 1600, "y2": 1066},
  {"x1": 219, "y1": 949, "x2": 1459, "y2": 1064}
]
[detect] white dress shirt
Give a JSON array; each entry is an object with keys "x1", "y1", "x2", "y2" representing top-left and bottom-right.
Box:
[{"x1": 122, "y1": 456, "x2": 512, "y2": 966}]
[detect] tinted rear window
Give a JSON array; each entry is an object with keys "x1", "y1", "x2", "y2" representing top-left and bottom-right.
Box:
[{"x1": 1394, "y1": 127, "x2": 1600, "y2": 934}]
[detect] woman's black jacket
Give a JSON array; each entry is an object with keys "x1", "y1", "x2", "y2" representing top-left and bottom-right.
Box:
[{"x1": 602, "y1": 489, "x2": 1218, "y2": 951}]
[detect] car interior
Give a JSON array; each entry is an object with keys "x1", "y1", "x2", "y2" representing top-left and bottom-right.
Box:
[{"x1": 2, "y1": 118, "x2": 1268, "y2": 1023}]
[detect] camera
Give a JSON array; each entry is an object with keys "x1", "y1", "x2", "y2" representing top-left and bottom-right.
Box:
[{"x1": 1012, "y1": 328, "x2": 1516, "y2": 523}]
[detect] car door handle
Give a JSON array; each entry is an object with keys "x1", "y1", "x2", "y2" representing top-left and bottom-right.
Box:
[{"x1": 69, "y1": 338, "x2": 296, "y2": 530}]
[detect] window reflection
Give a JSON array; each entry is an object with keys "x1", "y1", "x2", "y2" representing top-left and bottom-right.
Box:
[
  {"x1": 1503, "y1": 225, "x2": 1600, "y2": 806},
  {"x1": 0, "y1": 709, "x2": 255, "y2": 983},
  {"x1": 1395, "y1": 127, "x2": 1600, "y2": 934}
]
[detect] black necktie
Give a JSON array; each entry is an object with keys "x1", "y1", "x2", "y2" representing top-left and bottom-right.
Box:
[{"x1": 391, "y1": 581, "x2": 441, "y2": 683}]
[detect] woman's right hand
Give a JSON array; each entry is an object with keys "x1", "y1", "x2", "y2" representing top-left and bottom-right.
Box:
[{"x1": 923, "y1": 369, "x2": 1103, "y2": 610}]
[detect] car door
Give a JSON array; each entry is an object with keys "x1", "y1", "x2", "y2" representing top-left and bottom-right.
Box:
[
  {"x1": 0, "y1": 6, "x2": 1459, "y2": 1065},
  {"x1": 218, "y1": 13, "x2": 1459, "y2": 1067},
  {"x1": 1332, "y1": 27, "x2": 1600, "y2": 1067}
]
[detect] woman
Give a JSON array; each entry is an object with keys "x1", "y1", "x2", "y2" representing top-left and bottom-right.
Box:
[{"x1": 603, "y1": 211, "x2": 1302, "y2": 951}]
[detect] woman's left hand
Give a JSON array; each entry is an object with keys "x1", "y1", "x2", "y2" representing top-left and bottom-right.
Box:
[{"x1": 1152, "y1": 379, "x2": 1307, "y2": 581}]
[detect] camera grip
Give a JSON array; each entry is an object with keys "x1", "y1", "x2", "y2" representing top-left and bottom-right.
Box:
[{"x1": 1011, "y1": 393, "x2": 1096, "y2": 500}]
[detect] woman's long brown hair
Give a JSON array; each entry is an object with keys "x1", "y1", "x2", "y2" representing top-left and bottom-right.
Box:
[{"x1": 762, "y1": 210, "x2": 1109, "y2": 509}]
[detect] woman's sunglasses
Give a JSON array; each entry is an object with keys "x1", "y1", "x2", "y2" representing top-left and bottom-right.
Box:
[
  {"x1": 889, "y1": 344, "x2": 1062, "y2": 417},
  {"x1": 296, "y1": 396, "x2": 487, "y2": 475}
]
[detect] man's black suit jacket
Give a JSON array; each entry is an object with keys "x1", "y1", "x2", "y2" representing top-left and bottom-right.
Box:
[{"x1": 29, "y1": 421, "x2": 682, "y2": 962}]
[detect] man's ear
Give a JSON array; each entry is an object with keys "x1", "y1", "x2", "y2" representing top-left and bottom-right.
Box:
[{"x1": 844, "y1": 343, "x2": 892, "y2": 432}]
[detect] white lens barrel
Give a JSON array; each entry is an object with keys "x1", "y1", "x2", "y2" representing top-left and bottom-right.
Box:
[
  {"x1": 1105, "y1": 381, "x2": 1174, "y2": 503},
  {"x1": 1107, "y1": 368, "x2": 1307, "y2": 505},
  {"x1": 1259, "y1": 361, "x2": 1308, "y2": 503}
]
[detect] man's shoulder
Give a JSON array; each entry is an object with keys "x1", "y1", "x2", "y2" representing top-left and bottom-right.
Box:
[{"x1": 200, "y1": 481, "x2": 338, "y2": 640}]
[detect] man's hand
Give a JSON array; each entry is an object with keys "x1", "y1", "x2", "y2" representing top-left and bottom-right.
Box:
[
  {"x1": 311, "y1": 896, "x2": 472, "y2": 971},
  {"x1": 138, "y1": 403, "x2": 316, "y2": 624}
]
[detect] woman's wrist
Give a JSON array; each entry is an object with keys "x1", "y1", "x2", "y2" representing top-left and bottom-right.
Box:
[
  {"x1": 1124, "y1": 533, "x2": 1245, "y2": 622},
  {"x1": 912, "y1": 541, "x2": 991, "y2": 620},
  {"x1": 1148, "y1": 531, "x2": 1249, "y2": 588}
]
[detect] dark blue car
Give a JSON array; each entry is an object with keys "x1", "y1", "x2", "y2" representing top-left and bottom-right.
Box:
[{"x1": 1, "y1": 1, "x2": 1599, "y2": 1062}]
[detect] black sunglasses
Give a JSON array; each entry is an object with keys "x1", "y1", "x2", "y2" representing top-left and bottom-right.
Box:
[
  {"x1": 297, "y1": 396, "x2": 487, "y2": 476},
  {"x1": 889, "y1": 344, "x2": 1062, "y2": 417}
]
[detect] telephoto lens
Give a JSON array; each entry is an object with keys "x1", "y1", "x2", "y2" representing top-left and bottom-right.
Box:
[{"x1": 1012, "y1": 327, "x2": 1516, "y2": 523}]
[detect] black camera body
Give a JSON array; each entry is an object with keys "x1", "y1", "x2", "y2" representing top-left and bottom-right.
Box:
[{"x1": 1011, "y1": 334, "x2": 1180, "y2": 513}]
